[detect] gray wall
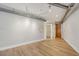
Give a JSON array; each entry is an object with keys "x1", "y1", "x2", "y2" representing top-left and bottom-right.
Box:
[
  {"x1": 0, "y1": 12, "x2": 44, "y2": 50},
  {"x1": 61, "y1": 5, "x2": 79, "y2": 53}
]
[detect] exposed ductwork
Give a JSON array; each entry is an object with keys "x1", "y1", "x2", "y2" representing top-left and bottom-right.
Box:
[{"x1": 0, "y1": 4, "x2": 46, "y2": 22}]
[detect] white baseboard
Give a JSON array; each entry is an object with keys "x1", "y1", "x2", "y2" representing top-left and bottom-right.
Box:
[
  {"x1": 63, "y1": 38, "x2": 79, "y2": 53},
  {"x1": 0, "y1": 39, "x2": 44, "y2": 51}
]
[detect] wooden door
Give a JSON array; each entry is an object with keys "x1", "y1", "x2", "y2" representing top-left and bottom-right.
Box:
[{"x1": 55, "y1": 24, "x2": 61, "y2": 38}]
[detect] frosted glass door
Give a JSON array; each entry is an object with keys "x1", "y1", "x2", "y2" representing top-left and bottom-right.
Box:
[{"x1": 44, "y1": 23, "x2": 55, "y2": 39}]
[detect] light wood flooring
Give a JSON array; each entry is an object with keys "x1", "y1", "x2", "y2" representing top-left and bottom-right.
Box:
[{"x1": 0, "y1": 38, "x2": 79, "y2": 56}]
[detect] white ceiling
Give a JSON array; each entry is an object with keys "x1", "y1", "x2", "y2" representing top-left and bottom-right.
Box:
[{"x1": 1, "y1": 3, "x2": 67, "y2": 23}]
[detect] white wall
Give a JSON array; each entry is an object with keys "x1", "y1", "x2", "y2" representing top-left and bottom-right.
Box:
[
  {"x1": 0, "y1": 12, "x2": 44, "y2": 50},
  {"x1": 61, "y1": 4, "x2": 79, "y2": 53}
]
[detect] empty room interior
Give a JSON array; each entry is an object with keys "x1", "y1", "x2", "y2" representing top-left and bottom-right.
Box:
[{"x1": 0, "y1": 3, "x2": 79, "y2": 56}]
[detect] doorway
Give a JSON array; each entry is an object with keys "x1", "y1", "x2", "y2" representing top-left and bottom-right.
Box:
[{"x1": 44, "y1": 23, "x2": 55, "y2": 39}]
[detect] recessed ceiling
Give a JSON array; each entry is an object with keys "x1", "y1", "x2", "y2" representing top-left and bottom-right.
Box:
[{"x1": 0, "y1": 3, "x2": 68, "y2": 23}]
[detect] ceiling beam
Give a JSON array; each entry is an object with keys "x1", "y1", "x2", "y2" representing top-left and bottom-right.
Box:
[
  {"x1": 48, "y1": 3, "x2": 68, "y2": 9},
  {"x1": 60, "y1": 3, "x2": 75, "y2": 24},
  {"x1": 0, "y1": 4, "x2": 46, "y2": 22},
  {"x1": 48, "y1": 3, "x2": 75, "y2": 9},
  {"x1": 60, "y1": 8, "x2": 71, "y2": 24}
]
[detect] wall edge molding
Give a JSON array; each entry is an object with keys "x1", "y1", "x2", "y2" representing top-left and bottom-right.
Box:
[{"x1": 63, "y1": 38, "x2": 79, "y2": 53}]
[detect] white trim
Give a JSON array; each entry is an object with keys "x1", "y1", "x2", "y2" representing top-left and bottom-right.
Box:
[
  {"x1": 46, "y1": 24, "x2": 51, "y2": 39},
  {"x1": 54, "y1": 24, "x2": 55, "y2": 39},
  {"x1": 0, "y1": 39, "x2": 44, "y2": 51},
  {"x1": 50, "y1": 24, "x2": 53, "y2": 39},
  {"x1": 44, "y1": 22, "x2": 47, "y2": 39},
  {"x1": 63, "y1": 38, "x2": 79, "y2": 53}
]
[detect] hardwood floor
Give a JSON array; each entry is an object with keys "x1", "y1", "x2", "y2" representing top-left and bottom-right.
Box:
[{"x1": 0, "y1": 38, "x2": 79, "y2": 56}]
